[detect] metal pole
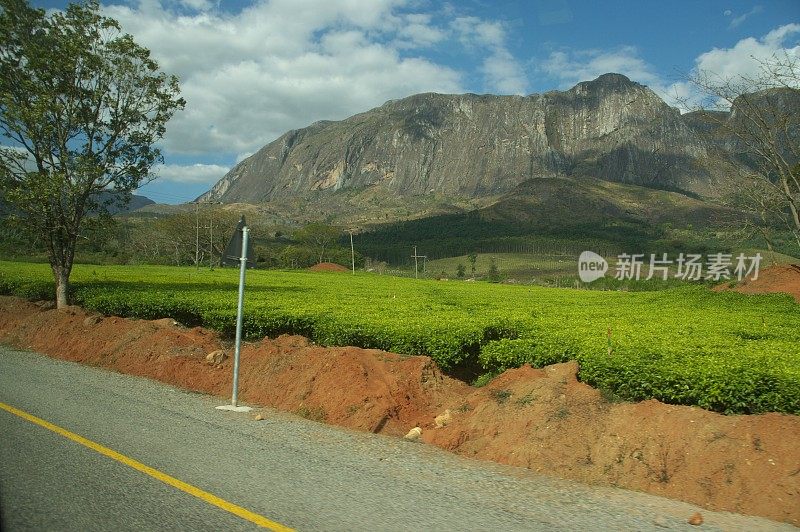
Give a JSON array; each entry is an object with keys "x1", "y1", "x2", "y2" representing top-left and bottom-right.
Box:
[
  {"x1": 414, "y1": 246, "x2": 418, "y2": 279},
  {"x1": 195, "y1": 202, "x2": 200, "y2": 270},
  {"x1": 231, "y1": 225, "x2": 249, "y2": 407},
  {"x1": 350, "y1": 231, "x2": 355, "y2": 275}
]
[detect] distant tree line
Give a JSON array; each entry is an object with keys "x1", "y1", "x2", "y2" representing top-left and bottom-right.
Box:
[{"x1": 0, "y1": 210, "x2": 365, "y2": 270}]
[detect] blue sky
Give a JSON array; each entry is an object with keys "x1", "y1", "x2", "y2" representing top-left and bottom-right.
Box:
[{"x1": 29, "y1": 0, "x2": 800, "y2": 204}]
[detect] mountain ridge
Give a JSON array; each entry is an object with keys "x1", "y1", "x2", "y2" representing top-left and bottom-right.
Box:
[{"x1": 199, "y1": 72, "x2": 735, "y2": 206}]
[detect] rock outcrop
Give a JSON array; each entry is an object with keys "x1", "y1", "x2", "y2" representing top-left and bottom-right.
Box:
[{"x1": 199, "y1": 73, "x2": 787, "y2": 204}]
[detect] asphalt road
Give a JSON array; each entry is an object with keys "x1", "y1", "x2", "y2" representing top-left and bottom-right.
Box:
[{"x1": 0, "y1": 346, "x2": 793, "y2": 531}]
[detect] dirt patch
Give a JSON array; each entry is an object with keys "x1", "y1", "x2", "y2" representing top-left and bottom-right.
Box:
[
  {"x1": 426, "y1": 363, "x2": 799, "y2": 525},
  {"x1": 715, "y1": 264, "x2": 800, "y2": 302},
  {"x1": 1, "y1": 296, "x2": 797, "y2": 526},
  {"x1": 309, "y1": 262, "x2": 349, "y2": 272}
]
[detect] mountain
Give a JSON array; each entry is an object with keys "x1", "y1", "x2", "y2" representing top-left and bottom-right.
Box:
[
  {"x1": 684, "y1": 87, "x2": 800, "y2": 168},
  {"x1": 481, "y1": 176, "x2": 731, "y2": 228},
  {"x1": 94, "y1": 192, "x2": 155, "y2": 214},
  {"x1": 200, "y1": 73, "x2": 736, "y2": 205},
  {"x1": 120, "y1": 193, "x2": 156, "y2": 212},
  {"x1": 1, "y1": 191, "x2": 155, "y2": 216},
  {"x1": 355, "y1": 177, "x2": 737, "y2": 264}
]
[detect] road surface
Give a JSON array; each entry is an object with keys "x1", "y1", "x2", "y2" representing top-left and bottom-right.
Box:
[{"x1": 0, "y1": 346, "x2": 791, "y2": 531}]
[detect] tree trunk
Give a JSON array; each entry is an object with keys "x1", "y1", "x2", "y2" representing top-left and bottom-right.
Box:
[
  {"x1": 789, "y1": 200, "x2": 800, "y2": 234},
  {"x1": 54, "y1": 266, "x2": 70, "y2": 309}
]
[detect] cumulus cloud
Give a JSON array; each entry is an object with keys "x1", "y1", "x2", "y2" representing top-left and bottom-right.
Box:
[
  {"x1": 452, "y1": 16, "x2": 505, "y2": 49},
  {"x1": 481, "y1": 49, "x2": 528, "y2": 95},
  {"x1": 665, "y1": 23, "x2": 800, "y2": 109},
  {"x1": 693, "y1": 23, "x2": 800, "y2": 80},
  {"x1": 451, "y1": 16, "x2": 527, "y2": 94},
  {"x1": 539, "y1": 24, "x2": 800, "y2": 110},
  {"x1": 102, "y1": 0, "x2": 482, "y2": 159},
  {"x1": 395, "y1": 13, "x2": 447, "y2": 48}
]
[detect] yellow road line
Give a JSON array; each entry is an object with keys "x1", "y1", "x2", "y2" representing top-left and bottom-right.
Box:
[{"x1": 0, "y1": 401, "x2": 293, "y2": 532}]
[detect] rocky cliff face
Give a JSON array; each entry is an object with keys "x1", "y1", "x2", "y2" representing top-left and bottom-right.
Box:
[{"x1": 199, "y1": 73, "x2": 730, "y2": 204}]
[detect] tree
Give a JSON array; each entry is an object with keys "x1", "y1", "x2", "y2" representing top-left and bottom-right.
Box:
[
  {"x1": 456, "y1": 263, "x2": 465, "y2": 278},
  {"x1": 682, "y1": 52, "x2": 799, "y2": 253},
  {"x1": 468, "y1": 252, "x2": 477, "y2": 276},
  {"x1": 293, "y1": 223, "x2": 341, "y2": 264},
  {"x1": 487, "y1": 257, "x2": 500, "y2": 283},
  {"x1": 0, "y1": 0, "x2": 185, "y2": 307}
]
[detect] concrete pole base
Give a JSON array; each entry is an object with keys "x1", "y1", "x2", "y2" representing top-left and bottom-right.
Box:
[{"x1": 215, "y1": 405, "x2": 253, "y2": 412}]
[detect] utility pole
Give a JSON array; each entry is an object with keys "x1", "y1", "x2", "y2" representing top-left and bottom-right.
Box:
[
  {"x1": 209, "y1": 214, "x2": 214, "y2": 270},
  {"x1": 411, "y1": 246, "x2": 427, "y2": 279},
  {"x1": 195, "y1": 201, "x2": 200, "y2": 270},
  {"x1": 349, "y1": 230, "x2": 355, "y2": 275}
]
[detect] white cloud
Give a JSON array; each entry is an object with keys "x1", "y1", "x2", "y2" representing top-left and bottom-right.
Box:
[
  {"x1": 178, "y1": 0, "x2": 214, "y2": 11},
  {"x1": 694, "y1": 23, "x2": 800, "y2": 80},
  {"x1": 102, "y1": 0, "x2": 476, "y2": 157},
  {"x1": 153, "y1": 163, "x2": 230, "y2": 184},
  {"x1": 482, "y1": 49, "x2": 528, "y2": 95},
  {"x1": 452, "y1": 16, "x2": 505, "y2": 49},
  {"x1": 729, "y1": 5, "x2": 763, "y2": 29},
  {"x1": 540, "y1": 46, "x2": 665, "y2": 92},
  {"x1": 539, "y1": 24, "x2": 800, "y2": 110},
  {"x1": 396, "y1": 13, "x2": 447, "y2": 48},
  {"x1": 671, "y1": 23, "x2": 800, "y2": 108},
  {"x1": 451, "y1": 16, "x2": 527, "y2": 94}
]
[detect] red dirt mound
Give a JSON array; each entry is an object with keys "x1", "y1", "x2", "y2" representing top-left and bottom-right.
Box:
[
  {"x1": 0, "y1": 296, "x2": 798, "y2": 525},
  {"x1": 715, "y1": 263, "x2": 800, "y2": 302},
  {"x1": 309, "y1": 262, "x2": 349, "y2": 272}
]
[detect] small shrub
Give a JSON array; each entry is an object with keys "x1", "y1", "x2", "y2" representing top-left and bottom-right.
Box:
[{"x1": 489, "y1": 389, "x2": 512, "y2": 404}]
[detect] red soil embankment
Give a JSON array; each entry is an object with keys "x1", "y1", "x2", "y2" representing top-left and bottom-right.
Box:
[{"x1": 715, "y1": 264, "x2": 800, "y2": 302}]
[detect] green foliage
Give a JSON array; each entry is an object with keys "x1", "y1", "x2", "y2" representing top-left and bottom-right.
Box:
[
  {"x1": 487, "y1": 258, "x2": 500, "y2": 283},
  {"x1": 0, "y1": 0, "x2": 184, "y2": 303},
  {"x1": 0, "y1": 260, "x2": 798, "y2": 415},
  {"x1": 354, "y1": 208, "x2": 692, "y2": 266},
  {"x1": 456, "y1": 263, "x2": 465, "y2": 278},
  {"x1": 293, "y1": 223, "x2": 342, "y2": 264}
]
